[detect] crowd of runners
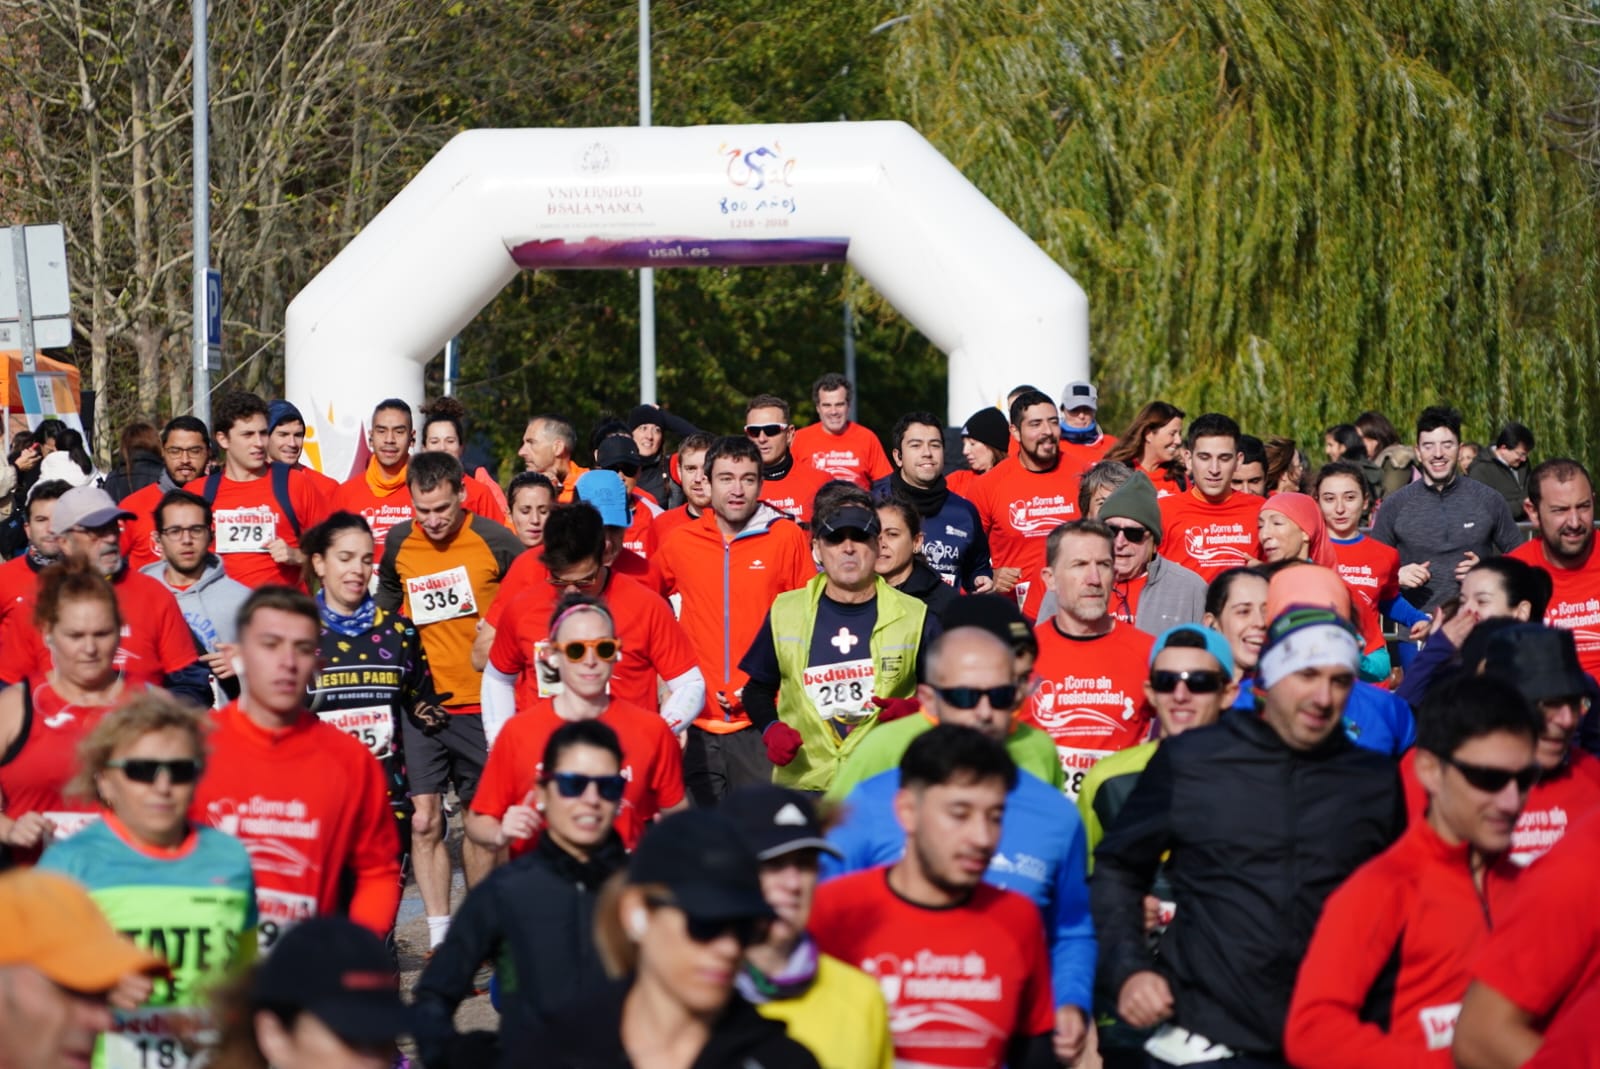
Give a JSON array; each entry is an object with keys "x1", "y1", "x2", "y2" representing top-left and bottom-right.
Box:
[{"x1": 0, "y1": 375, "x2": 1597, "y2": 1069}]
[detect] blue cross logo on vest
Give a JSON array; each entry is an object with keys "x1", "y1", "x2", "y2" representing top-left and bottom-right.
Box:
[{"x1": 830, "y1": 627, "x2": 859, "y2": 655}]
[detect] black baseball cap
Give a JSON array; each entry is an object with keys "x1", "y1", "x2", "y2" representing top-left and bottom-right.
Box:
[
  {"x1": 725, "y1": 785, "x2": 843, "y2": 861},
  {"x1": 940, "y1": 593, "x2": 1038, "y2": 656},
  {"x1": 596, "y1": 436, "x2": 645, "y2": 471},
  {"x1": 629, "y1": 809, "x2": 775, "y2": 922},
  {"x1": 252, "y1": 917, "x2": 413, "y2": 1044},
  {"x1": 817, "y1": 504, "x2": 881, "y2": 541}
]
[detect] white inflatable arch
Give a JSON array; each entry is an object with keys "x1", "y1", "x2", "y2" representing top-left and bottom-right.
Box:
[{"x1": 285, "y1": 121, "x2": 1087, "y2": 479}]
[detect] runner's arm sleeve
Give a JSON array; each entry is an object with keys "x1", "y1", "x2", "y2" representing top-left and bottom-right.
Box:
[
  {"x1": 1283, "y1": 878, "x2": 1413, "y2": 1069},
  {"x1": 345, "y1": 752, "x2": 403, "y2": 935},
  {"x1": 412, "y1": 883, "x2": 501, "y2": 1066},
  {"x1": 1047, "y1": 812, "x2": 1097, "y2": 1013},
  {"x1": 1089, "y1": 743, "x2": 1178, "y2": 995},
  {"x1": 1380, "y1": 593, "x2": 1429, "y2": 629},
  {"x1": 1393, "y1": 629, "x2": 1459, "y2": 710},
  {"x1": 480, "y1": 664, "x2": 518, "y2": 751},
  {"x1": 164, "y1": 662, "x2": 215, "y2": 708},
  {"x1": 741, "y1": 679, "x2": 779, "y2": 732},
  {"x1": 659, "y1": 667, "x2": 705, "y2": 735},
  {"x1": 375, "y1": 531, "x2": 405, "y2": 612},
  {"x1": 736, "y1": 618, "x2": 781, "y2": 731}
]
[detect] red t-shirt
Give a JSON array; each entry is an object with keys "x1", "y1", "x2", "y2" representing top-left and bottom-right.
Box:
[
  {"x1": 333, "y1": 477, "x2": 417, "y2": 557},
  {"x1": 622, "y1": 492, "x2": 663, "y2": 560},
  {"x1": 0, "y1": 569, "x2": 198, "y2": 688},
  {"x1": 0, "y1": 555, "x2": 42, "y2": 638},
  {"x1": 470, "y1": 697, "x2": 684, "y2": 852},
  {"x1": 185, "y1": 469, "x2": 329, "y2": 590},
  {"x1": 966, "y1": 459, "x2": 1082, "y2": 618},
  {"x1": 760, "y1": 461, "x2": 835, "y2": 525},
  {"x1": 487, "y1": 571, "x2": 696, "y2": 715},
  {"x1": 1509, "y1": 540, "x2": 1600, "y2": 680},
  {"x1": 1158, "y1": 488, "x2": 1264, "y2": 584},
  {"x1": 190, "y1": 703, "x2": 400, "y2": 942},
  {"x1": 119, "y1": 481, "x2": 169, "y2": 572},
  {"x1": 1331, "y1": 534, "x2": 1402, "y2": 655},
  {"x1": 651, "y1": 505, "x2": 699, "y2": 549},
  {"x1": 1023, "y1": 619, "x2": 1154, "y2": 798},
  {"x1": 1469, "y1": 810, "x2": 1600, "y2": 1026},
  {"x1": 0, "y1": 681, "x2": 113, "y2": 863},
  {"x1": 809, "y1": 869, "x2": 1055, "y2": 1069},
  {"x1": 1400, "y1": 748, "x2": 1600, "y2": 866},
  {"x1": 1057, "y1": 434, "x2": 1118, "y2": 480},
  {"x1": 791, "y1": 422, "x2": 893, "y2": 490}
]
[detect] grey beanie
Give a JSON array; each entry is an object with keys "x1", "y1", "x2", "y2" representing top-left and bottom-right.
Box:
[{"x1": 1098, "y1": 470, "x2": 1163, "y2": 544}]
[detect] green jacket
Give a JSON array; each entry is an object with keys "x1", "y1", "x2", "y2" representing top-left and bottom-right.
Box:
[{"x1": 770, "y1": 575, "x2": 924, "y2": 791}]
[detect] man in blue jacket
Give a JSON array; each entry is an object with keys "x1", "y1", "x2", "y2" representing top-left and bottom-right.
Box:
[
  {"x1": 823, "y1": 626, "x2": 1095, "y2": 1062},
  {"x1": 871, "y1": 411, "x2": 994, "y2": 593}
]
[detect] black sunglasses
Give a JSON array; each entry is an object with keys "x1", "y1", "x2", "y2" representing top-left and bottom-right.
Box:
[
  {"x1": 1444, "y1": 757, "x2": 1541, "y2": 794},
  {"x1": 646, "y1": 896, "x2": 771, "y2": 947},
  {"x1": 1106, "y1": 524, "x2": 1151, "y2": 544},
  {"x1": 1149, "y1": 669, "x2": 1225, "y2": 694},
  {"x1": 543, "y1": 771, "x2": 627, "y2": 801},
  {"x1": 820, "y1": 527, "x2": 876, "y2": 545},
  {"x1": 744, "y1": 424, "x2": 787, "y2": 439},
  {"x1": 608, "y1": 464, "x2": 641, "y2": 478},
  {"x1": 932, "y1": 684, "x2": 1020, "y2": 710},
  {"x1": 106, "y1": 758, "x2": 203, "y2": 785}
]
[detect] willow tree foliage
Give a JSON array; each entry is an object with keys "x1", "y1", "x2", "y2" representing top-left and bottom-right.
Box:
[{"x1": 885, "y1": 0, "x2": 1600, "y2": 460}]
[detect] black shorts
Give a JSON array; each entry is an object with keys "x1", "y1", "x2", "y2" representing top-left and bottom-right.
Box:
[{"x1": 401, "y1": 711, "x2": 487, "y2": 805}]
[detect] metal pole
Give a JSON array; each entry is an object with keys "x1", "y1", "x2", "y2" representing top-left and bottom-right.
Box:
[
  {"x1": 842, "y1": 283, "x2": 857, "y2": 422},
  {"x1": 443, "y1": 335, "x2": 459, "y2": 397},
  {"x1": 191, "y1": 0, "x2": 211, "y2": 427},
  {"x1": 10, "y1": 226, "x2": 36, "y2": 376},
  {"x1": 638, "y1": 0, "x2": 657, "y2": 405}
]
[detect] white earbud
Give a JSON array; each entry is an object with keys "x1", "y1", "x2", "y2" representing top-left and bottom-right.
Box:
[
  {"x1": 628, "y1": 908, "x2": 648, "y2": 939},
  {"x1": 230, "y1": 657, "x2": 245, "y2": 679}
]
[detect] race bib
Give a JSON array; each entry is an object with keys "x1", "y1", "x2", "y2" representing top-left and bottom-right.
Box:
[
  {"x1": 213, "y1": 508, "x2": 277, "y2": 554},
  {"x1": 44, "y1": 811, "x2": 101, "y2": 841},
  {"x1": 1057, "y1": 747, "x2": 1114, "y2": 800},
  {"x1": 802, "y1": 659, "x2": 875, "y2": 725},
  {"x1": 255, "y1": 888, "x2": 316, "y2": 952},
  {"x1": 317, "y1": 705, "x2": 394, "y2": 759},
  {"x1": 406, "y1": 566, "x2": 477, "y2": 625},
  {"x1": 102, "y1": 1007, "x2": 209, "y2": 1069}
]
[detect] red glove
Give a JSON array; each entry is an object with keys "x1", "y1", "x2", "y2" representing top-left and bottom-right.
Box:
[
  {"x1": 762, "y1": 722, "x2": 803, "y2": 766},
  {"x1": 871, "y1": 695, "x2": 922, "y2": 723}
]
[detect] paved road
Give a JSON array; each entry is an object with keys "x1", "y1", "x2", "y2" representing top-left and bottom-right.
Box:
[{"x1": 397, "y1": 812, "x2": 499, "y2": 1034}]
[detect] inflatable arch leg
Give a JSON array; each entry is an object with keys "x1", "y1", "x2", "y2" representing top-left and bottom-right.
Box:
[{"x1": 285, "y1": 121, "x2": 1088, "y2": 478}]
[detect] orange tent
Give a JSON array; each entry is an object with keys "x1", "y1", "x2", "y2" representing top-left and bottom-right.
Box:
[{"x1": 0, "y1": 351, "x2": 84, "y2": 449}]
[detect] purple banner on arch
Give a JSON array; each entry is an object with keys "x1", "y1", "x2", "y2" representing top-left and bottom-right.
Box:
[{"x1": 509, "y1": 236, "x2": 849, "y2": 270}]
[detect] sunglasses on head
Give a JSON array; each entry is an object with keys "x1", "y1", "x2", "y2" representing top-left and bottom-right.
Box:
[
  {"x1": 542, "y1": 771, "x2": 627, "y2": 801},
  {"x1": 106, "y1": 758, "x2": 203, "y2": 785},
  {"x1": 557, "y1": 638, "x2": 621, "y2": 662},
  {"x1": 744, "y1": 424, "x2": 787, "y2": 439},
  {"x1": 1443, "y1": 756, "x2": 1541, "y2": 794},
  {"x1": 646, "y1": 896, "x2": 771, "y2": 947},
  {"x1": 932, "y1": 684, "x2": 1020, "y2": 710},
  {"x1": 820, "y1": 527, "x2": 875, "y2": 545},
  {"x1": 1148, "y1": 669, "x2": 1225, "y2": 694},
  {"x1": 1107, "y1": 524, "x2": 1151, "y2": 544}
]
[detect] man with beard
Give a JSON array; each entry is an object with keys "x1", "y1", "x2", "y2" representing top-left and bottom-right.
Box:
[
  {"x1": 118, "y1": 416, "x2": 210, "y2": 571},
  {"x1": 871, "y1": 411, "x2": 992, "y2": 592},
  {"x1": 968, "y1": 389, "x2": 1082, "y2": 614},
  {"x1": 1508, "y1": 458, "x2": 1600, "y2": 678}
]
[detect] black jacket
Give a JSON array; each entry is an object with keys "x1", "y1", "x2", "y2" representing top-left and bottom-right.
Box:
[
  {"x1": 102, "y1": 449, "x2": 167, "y2": 502},
  {"x1": 506, "y1": 979, "x2": 820, "y2": 1069},
  {"x1": 413, "y1": 832, "x2": 625, "y2": 1066},
  {"x1": 1090, "y1": 710, "x2": 1402, "y2": 1058},
  {"x1": 893, "y1": 558, "x2": 959, "y2": 618}
]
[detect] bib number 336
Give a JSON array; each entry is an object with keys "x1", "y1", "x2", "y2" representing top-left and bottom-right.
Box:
[{"x1": 406, "y1": 565, "x2": 477, "y2": 625}]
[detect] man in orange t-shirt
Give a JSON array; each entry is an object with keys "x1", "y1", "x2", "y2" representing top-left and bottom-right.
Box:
[
  {"x1": 790, "y1": 373, "x2": 892, "y2": 491},
  {"x1": 120, "y1": 415, "x2": 211, "y2": 572},
  {"x1": 1508, "y1": 458, "x2": 1600, "y2": 679},
  {"x1": 184, "y1": 390, "x2": 330, "y2": 590},
  {"x1": 744, "y1": 394, "x2": 834, "y2": 526},
  {"x1": 656, "y1": 436, "x2": 814, "y2": 804},
  {"x1": 517, "y1": 413, "x2": 587, "y2": 503},
  {"x1": 334, "y1": 398, "x2": 420, "y2": 555},
  {"x1": 966, "y1": 389, "x2": 1083, "y2": 619},
  {"x1": 1023, "y1": 520, "x2": 1155, "y2": 798},
  {"x1": 1158, "y1": 412, "x2": 1264, "y2": 584}
]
